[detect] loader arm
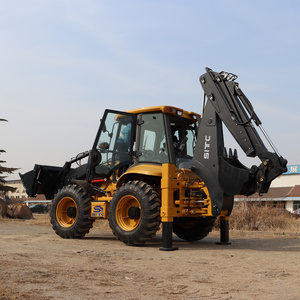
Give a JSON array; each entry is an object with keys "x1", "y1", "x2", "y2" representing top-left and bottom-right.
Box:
[{"x1": 192, "y1": 68, "x2": 287, "y2": 217}]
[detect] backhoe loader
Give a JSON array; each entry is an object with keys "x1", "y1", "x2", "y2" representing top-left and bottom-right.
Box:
[{"x1": 20, "y1": 68, "x2": 287, "y2": 250}]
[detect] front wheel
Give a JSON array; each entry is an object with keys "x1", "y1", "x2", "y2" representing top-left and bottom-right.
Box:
[
  {"x1": 173, "y1": 216, "x2": 216, "y2": 242},
  {"x1": 50, "y1": 184, "x2": 94, "y2": 239},
  {"x1": 108, "y1": 181, "x2": 161, "y2": 245}
]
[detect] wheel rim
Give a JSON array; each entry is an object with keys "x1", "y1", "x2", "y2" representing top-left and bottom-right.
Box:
[
  {"x1": 56, "y1": 197, "x2": 77, "y2": 227},
  {"x1": 116, "y1": 195, "x2": 141, "y2": 231}
]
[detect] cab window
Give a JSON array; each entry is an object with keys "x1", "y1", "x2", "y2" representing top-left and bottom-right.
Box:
[{"x1": 138, "y1": 113, "x2": 169, "y2": 163}]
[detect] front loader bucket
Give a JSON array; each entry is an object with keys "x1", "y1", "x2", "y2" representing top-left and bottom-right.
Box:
[
  {"x1": 20, "y1": 163, "x2": 88, "y2": 200},
  {"x1": 20, "y1": 165, "x2": 65, "y2": 200},
  {"x1": 6, "y1": 203, "x2": 33, "y2": 219}
]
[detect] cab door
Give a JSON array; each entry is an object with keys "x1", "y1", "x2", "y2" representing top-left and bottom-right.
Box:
[{"x1": 90, "y1": 110, "x2": 136, "y2": 180}]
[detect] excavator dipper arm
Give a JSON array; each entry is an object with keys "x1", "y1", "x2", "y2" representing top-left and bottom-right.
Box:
[{"x1": 192, "y1": 68, "x2": 287, "y2": 217}]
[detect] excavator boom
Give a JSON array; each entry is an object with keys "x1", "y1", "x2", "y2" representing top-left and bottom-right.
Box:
[{"x1": 192, "y1": 68, "x2": 287, "y2": 217}]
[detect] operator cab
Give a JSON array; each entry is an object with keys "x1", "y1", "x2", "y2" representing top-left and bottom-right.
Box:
[
  {"x1": 90, "y1": 106, "x2": 199, "y2": 181},
  {"x1": 137, "y1": 112, "x2": 197, "y2": 169}
]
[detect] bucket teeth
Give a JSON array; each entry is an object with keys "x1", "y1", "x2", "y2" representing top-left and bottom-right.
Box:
[{"x1": 233, "y1": 149, "x2": 238, "y2": 160}]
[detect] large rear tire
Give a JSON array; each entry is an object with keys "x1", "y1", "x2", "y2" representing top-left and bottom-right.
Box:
[
  {"x1": 0, "y1": 198, "x2": 7, "y2": 217},
  {"x1": 50, "y1": 184, "x2": 94, "y2": 239},
  {"x1": 108, "y1": 181, "x2": 161, "y2": 245},
  {"x1": 173, "y1": 216, "x2": 216, "y2": 242}
]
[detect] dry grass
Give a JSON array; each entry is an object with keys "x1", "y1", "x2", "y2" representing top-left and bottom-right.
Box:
[{"x1": 215, "y1": 202, "x2": 300, "y2": 232}]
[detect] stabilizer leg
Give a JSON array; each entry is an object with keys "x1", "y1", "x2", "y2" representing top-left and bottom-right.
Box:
[
  {"x1": 159, "y1": 222, "x2": 178, "y2": 251},
  {"x1": 216, "y1": 216, "x2": 231, "y2": 245}
]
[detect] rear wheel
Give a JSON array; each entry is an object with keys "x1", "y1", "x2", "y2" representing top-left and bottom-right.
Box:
[
  {"x1": 0, "y1": 198, "x2": 7, "y2": 217},
  {"x1": 109, "y1": 181, "x2": 161, "y2": 245},
  {"x1": 50, "y1": 184, "x2": 94, "y2": 238},
  {"x1": 173, "y1": 217, "x2": 216, "y2": 242}
]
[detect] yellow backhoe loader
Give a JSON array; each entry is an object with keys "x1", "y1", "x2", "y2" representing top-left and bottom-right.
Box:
[{"x1": 20, "y1": 68, "x2": 287, "y2": 250}]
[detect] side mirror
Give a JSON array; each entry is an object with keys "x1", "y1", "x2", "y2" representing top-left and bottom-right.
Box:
[{"x1": 98, "y1": 142, "x2": 109, "y2": 153}]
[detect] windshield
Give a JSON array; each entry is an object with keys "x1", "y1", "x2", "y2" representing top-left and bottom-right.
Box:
[{"x1": 93, "y1": 111, "x2": 135, "y2": 177}]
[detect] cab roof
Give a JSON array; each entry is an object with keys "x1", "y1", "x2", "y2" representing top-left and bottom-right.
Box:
[{"x1": 126, "y1": 105, "x2": 200, "y2": 122}]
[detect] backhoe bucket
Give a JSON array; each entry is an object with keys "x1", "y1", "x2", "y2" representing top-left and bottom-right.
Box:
[{"x1": 6, "y1": 203, "x2": 33, "y2": 219}]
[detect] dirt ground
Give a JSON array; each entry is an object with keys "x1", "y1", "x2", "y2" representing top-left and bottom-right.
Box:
[{"x1": 0, "y1": 215, "x2": 299, "y2": 300}]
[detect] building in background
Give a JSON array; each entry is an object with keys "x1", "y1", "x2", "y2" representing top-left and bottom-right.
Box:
[
  {"x1": 5, "y1": 180, "x2": 28, "y2": 199},
  {"x1": 5, "y1": 180, "x2": 47, "y2": 205}
]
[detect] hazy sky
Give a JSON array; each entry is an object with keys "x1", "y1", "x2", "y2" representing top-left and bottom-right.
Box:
[{"x1": 1, "y1": 0, "x2": 299, "y2": 179}]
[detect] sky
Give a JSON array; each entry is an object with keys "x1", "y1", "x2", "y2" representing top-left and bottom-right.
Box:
[{"x1": 1, "y1": 0, "x2": 300, "y2": 180}]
